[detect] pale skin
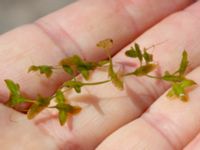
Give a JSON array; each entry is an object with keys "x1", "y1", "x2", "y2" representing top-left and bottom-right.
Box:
[{"x1": 1, "y1": 0, "x2": 200, "y2": 149}]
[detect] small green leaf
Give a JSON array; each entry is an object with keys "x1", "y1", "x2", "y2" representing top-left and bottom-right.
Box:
[
  {"x1": 60, "y1": 55, "x2": 81, "y2": 71},
  {"x1": 108, "y1": 63, "x2": 123, "y2": 90},
  {"x1": 172, "y1": 83, "x2": 184, "y2": 97},
  {"x1": 5, "y1": 79, "x2": 20, "y2": 96},
  {"x1": 167, "y1": 79, "x2": 196, "y2": 102},
  {"x1": 125, "y1": 43, "x2": 144, "y2": 64},
  {"x1": 55, "y1": 104, "x2": 80, "y2": 114},
  {"x1": 7, "y1": 95, "x2": 26, "y2": 107},
  {"x1": 178, "y1": 50, "x2": 189, "y2": 75},
  {"x1": 162, "y1": 72, "x2": 184, "y2": 82},
  {"x1": 27, "y1": 96, "x2": 50, "y2": 119},
  {"x1": 80, "y1": 69, "x2": 90, "y2": 80},
  {"x1": 64, "y1": 81, "x2": 83, "y2": 93},
  {"x1": 60, "y1": 55, "x2": 97, "y2": 80},
  {"x1": 62, "y1": 55, "x2": 82, "y2": 64},
  {"x1": 28, "y1": 65, "x2": 53, "y2": 78},
  {"x1": 77, "y1": 63, "x2": 95, "y2": 80},
  {"x1": 132, "y1": 64, "x2": 157, "y2": 76},
  {"x1": 28, "y1": 65, "x2": 38, "y2": 72},
  {"x1": 180, "y1": 79, "x2": 196, "y2": 88},
  {"x1": 80, "y1": 62, "x2": 98, "y2": 80},
  {"x1": 55, "y1": 90, "x2": 66, "y2": 104},
  {"x1": 125, "y1": 47, "x2": 137, "y2": 58},
  {"x1": 62, "y1": 65, "x2": 73, "y2": 75},
  {"x1": 170, "y1": 83, "x2": 188, "y2": 102},
  {"x1": 135, "y1": 43, "x2": 143, "y2": 64},
  {"x1": 55, "y1": 104, "x2": 82, "y2": 125},
  {"x1": 96, "y1": 39, "x2": 113, "y2": 49},
  {"x1": 58, "y1": 109, "x2": 68, "y2": 126},
  {"x1": 5, "y1": 79, "x2": 27, "y2": 106},
  {"x1": 167, "y1": 89, "x2": 175, "y2": 98},
  {"x1": 143, "y1": 49, "x2": 153, "y2": 63},
  {"x1": 97, "y1": 60, "x2": 109, "y2": 66},
  {"x1": 74, "y1": 86, "x2": 81, "y2": 93},
  {"x1": 38, "y1": 66, "x2": 53, "y2": 78}
]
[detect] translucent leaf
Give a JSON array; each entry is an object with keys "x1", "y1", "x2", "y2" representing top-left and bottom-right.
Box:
[
  {"x1": 62, "y1": 65, "x2": 73, "y2": 75},
  {"x1": 167, "y1": 79, "x2": 196, "y2": 102},
  {"x1": 60, "y1": 55, "x2": 81, "y2": 70},
  {"x1": 167, "y1": 89, "x2": 175, "y2": 98},
  {"x1": 5, "y1": 80, "x2": 26, "y2": 106},
  {"x1": 77, "y1": 63, "x2": 96, "y2": 80},
  {"x1": 64, "y1": 81, "x2": 83, "y2": 93},
  {"x1": 134, "y1": 43, "x2": 143, "y2": 63},
  {"x1": 172, "y1": 83, "x2": 184, "y2": 97},
  {"x1": 80, "y1": 69, "x2": 90, "y2": 80},
  {"x1": 5, "y1": 79, "x2": 20, "y2": 96},
  {"x1": 180, "y1": 79, "x2": 196, "y2": 88},
  {"x1": 58, "y1": 109, "x2": 68, "y2": 126},
  {"x1": 27, "y1": 96, "x2": 50, "y2": 119},
  {"x1": 125, "y1": 43, "x2": 144, "y2": 64},
  {"x1": 28, "y1": 65, "x2": 53, "y2": 78},
  {"x1": 28, "y1": 65, "x2": 38, "y2": 72},
  {"x1": 132, "y1": 64, "x2": 157, "y2": 76},
  {"x1": 55, "y1": 90, "x2": 66, "y2": 104},
  {"x1": 56, "y1": 104, "x2": 82, "y2": 125},
  {"x1": 60, "y1": 55, "x2": 97, "y2": 80},
  {"x1": 143, "y1": 49, "x2": 153, "y2": 63},
  {"x1": 178, "y1": 50, "x2": 188, "y2": 75},
  {"x1": 172, "y1": 83, "x2": 188, "y2": 102},
  {"x1": 96, "y1": 39, "x2": 113, "y2": 49},
  {"x1": 162, "y1": 72, "x2": 184, "y2": 82},
  {"x1": 97, "y1": 60, "x2": 109, "y2": 66},
  {"x1": 7, "y1": 95, "x2": 26, "y2": 107},
  {"x1": 108, "y1": 63, "x2": 123, "y2": 90},
  {"x1": 125, "y1": 47, "x2": 137, "y2": 58},
  {"x1": 74, "y1": 86, "x2": 81, "y2": 93}
]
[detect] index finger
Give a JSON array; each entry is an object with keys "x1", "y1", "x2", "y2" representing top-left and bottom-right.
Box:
[{"x1": 0, "y1": 0, "x2": 194, "y2": 101}]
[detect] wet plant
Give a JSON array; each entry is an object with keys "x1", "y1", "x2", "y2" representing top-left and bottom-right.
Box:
[{"x1": 5, "y1": 39, "x2": 197, "y2": 125}]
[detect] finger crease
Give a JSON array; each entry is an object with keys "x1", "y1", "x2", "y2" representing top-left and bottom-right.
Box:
[
  {"x1": 142, "y1": 112, "x2": 184, "y2": 150},
  {"x1": 118, "y1": 0, "x2": 140, "y2": 35},
  {"x1": 34, "y1": 21, "x2": 86, "y2": 59}
]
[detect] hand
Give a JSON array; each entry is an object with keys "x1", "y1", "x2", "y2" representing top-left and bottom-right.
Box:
[{"x1": 0, "y1": 0, "x2": 199, "y2": 149}]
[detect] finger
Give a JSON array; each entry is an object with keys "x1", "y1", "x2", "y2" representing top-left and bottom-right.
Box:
[
  {"x1": 96, "y1": 66, "x2": 200, "y2": 150},
  {"x1": 36, "y1": 0, "x2": 194, "y2": 60},
  {"x1": 32, "y1": 1, "x2": 200, "y2": 150},
  {"x1": 0, "y1": 104, "x2": 57, "y2": 150},
  {"x1": 185, "y1": 133, "x2": 200, "y2": 150},
  {"x1": 0, "y1": 0, "x2": 190, "y2": 101}
]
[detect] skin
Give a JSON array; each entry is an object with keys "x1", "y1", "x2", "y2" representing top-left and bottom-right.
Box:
[{"x1": 1, "y1": 0, "x2": 200, "y2": 149}]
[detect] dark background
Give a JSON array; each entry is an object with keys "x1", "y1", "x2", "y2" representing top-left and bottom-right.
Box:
[{"x1": 0, "y1": 0, "x2": 75, "y2": 34}]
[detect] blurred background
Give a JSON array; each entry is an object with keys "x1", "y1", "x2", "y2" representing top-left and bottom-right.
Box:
[{"x1": 0, "y1": 0, "x2": 75, "y2": 34}]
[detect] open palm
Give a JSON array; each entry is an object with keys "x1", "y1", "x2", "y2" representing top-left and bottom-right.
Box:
[{"x1": 0, "y1": 0, "x2": 200, "y2": 149}]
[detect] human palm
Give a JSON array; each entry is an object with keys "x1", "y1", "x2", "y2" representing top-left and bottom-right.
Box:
[{"x1": 0, "y1": 0, "x2": 200, "y2": 150}]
